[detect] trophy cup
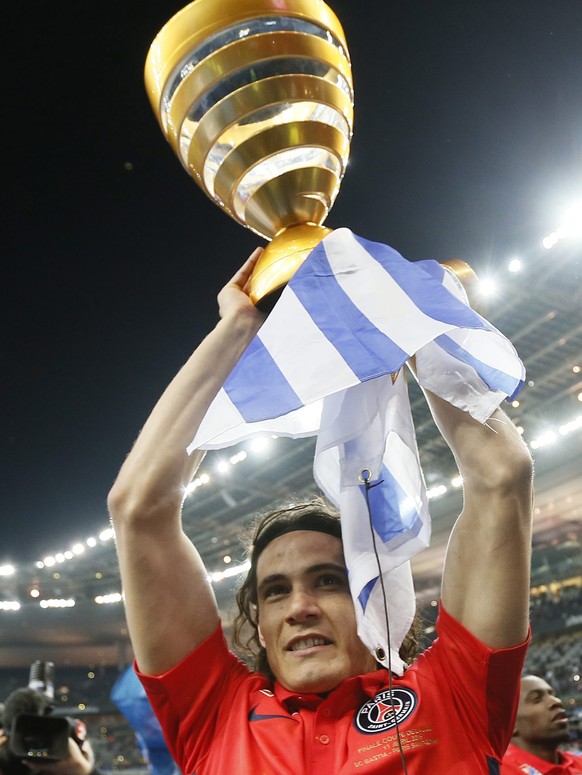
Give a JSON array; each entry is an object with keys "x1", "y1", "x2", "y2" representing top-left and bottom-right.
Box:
[
  {"x1": 144, "y1": 0, "x2": 354, "y2": 310},
  {"x1": 145, "y1": 0, "x2": 479, "y2": 310}
]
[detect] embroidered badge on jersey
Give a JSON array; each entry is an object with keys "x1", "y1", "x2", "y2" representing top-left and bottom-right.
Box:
[
  {"x1": 518, "y1": 766, "x2": 543, "y2": 775},
  {"x1": 354, "y1": 687, "x2": 418, "y2": 734}
]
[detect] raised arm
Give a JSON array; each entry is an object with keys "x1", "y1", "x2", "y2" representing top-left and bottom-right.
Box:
[
  {"x1": 426, "y1": 391, "x2": 534, "y2": 648},
  {"x1": 107, "y1": 249, "x2": 266, "y2": 676}
]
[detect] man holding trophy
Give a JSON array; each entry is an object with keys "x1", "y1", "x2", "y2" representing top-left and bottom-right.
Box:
[
  {"x1": 108, "y1": 0, "x2": 535, "y2": 771},
  {"x1": 108, "y1": 247, "x2": 533, "y2": 773}
]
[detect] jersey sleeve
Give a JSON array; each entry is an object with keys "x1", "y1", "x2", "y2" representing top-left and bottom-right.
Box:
[
  {"x1": 430, "y1": 604, "x2": 530, "y2": 759},
  {"x1": 135, "y1": 625, "x2": 252, "y2": 772}
]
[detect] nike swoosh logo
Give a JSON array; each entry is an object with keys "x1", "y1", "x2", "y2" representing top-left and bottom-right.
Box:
[{"x1": 248, "y1": 706, "x2": 293, "y2": 722}]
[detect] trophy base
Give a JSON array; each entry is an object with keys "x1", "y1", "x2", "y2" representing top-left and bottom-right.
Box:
[{"x1": 250, "y1": 223, "x2": 333, "y2": 312}]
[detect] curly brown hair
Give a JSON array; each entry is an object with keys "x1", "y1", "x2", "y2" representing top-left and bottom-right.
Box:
[{"x1": 232, "y1": 497, "x2": 421, "y2": 680}]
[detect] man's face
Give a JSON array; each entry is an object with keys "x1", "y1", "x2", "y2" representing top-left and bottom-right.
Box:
[
  {"x1": 256, "y1": 530, "x2": 377, "y2": 693},
  {"x1": 514, "y1": 675, "x2": 570, "y2": 747}
]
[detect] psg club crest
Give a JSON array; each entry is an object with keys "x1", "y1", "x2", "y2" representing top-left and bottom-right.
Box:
[{"x1": 355, "y1": 688, "x2": 418, "y2": 734}]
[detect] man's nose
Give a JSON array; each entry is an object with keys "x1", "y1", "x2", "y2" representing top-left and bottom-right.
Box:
[{"x1": 285, "y1": 588, "x2": 321, "y2": 623}]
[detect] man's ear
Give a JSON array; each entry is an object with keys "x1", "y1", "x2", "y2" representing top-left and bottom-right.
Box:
[{"x1": 257, "y1": 622, "x2": 266, "y2": 649}]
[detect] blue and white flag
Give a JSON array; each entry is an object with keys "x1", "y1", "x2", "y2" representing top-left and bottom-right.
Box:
[{"x1": 188, "y1": 228, "x2": 525, "y2": 675}]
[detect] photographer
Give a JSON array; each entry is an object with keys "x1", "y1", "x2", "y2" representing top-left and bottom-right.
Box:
[{"x1": 0, "y1": 664, "x2": 102, "y2": 775}]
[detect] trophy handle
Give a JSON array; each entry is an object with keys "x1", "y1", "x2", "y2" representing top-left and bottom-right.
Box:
[{"x1": 440, "y1": 258, "x2": 481, "y2": 311}]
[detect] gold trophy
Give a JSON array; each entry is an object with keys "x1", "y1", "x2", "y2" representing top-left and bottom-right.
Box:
[
  {"x1": 144, "y1": 0, "x2": 354, "y2": 310},
  {"x1": 145, "y1": 0, "x2": 479, "y2": 310}
]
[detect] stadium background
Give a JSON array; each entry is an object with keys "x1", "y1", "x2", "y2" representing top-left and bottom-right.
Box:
[{"x1": 3, "y1": 0, "x2": 582, "y2": 769}]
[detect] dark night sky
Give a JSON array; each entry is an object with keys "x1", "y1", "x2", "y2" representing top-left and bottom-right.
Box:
[{"x1": 3, "y1": 0, "x2": 582, "y2": 563}]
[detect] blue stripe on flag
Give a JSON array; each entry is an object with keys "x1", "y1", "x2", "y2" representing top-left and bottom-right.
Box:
[
  {"x1": 435, "y1": 333, "x2": 524, "y2": 399},
  {"x1": 412, "y1": 259, "x2": 446, "y2": 284},
  {"x1": 289, "y1": 242, "x2": 411, "y2": 378},
  {"x1": 223, "y1": 336, "x2": 303, "y2": 422},
  {"x1": 362, "y1": 464, "x2": 424, "y2": 544},
  {"x1": 358, "y1": 575, "x2": 377, "y2": 613},
  {"x1": 355, "y1": 463, "x2": 425, "y2": 616},
  {"x1": 352, "y1": 236, "x2": 496, "y2": 331}
]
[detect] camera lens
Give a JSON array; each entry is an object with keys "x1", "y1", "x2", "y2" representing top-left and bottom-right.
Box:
[{"x1": 22, "y1": 735, "x2": 51, "y2": 757}]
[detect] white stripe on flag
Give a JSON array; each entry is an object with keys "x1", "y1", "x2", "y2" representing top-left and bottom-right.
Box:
[
  {"x1": 188, "y1": 393, "x2": 324, "y2": 452},
  {"x1": 258, "y1": 287, "x2": 360, "y2": 404},
  {"x1": 324, "y1": 232, "x2": 462, "y2": 353},
  {"x1": 188, "y1": 389, "x2": 245, "y2": 452}
]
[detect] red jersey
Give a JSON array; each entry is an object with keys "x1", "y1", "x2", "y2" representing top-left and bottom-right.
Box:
[
  {"x1": 501, "y1": 743, "x2": 582, "y2": 774},
  {"x1": 138, "y1": 605, "x2": 528, "y2": 774}
]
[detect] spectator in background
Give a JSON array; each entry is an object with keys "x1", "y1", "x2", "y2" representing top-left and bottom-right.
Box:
[{"x1": 501, "y1": 673, "x2": 582, "y2": 774}]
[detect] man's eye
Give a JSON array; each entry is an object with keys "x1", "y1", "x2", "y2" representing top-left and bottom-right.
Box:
[
  {"x1": 264, "y1": 585, "x2": 287, "y2": 598},
  {"x1": 318, "y1": 574, "x2": 345, "y2": 587}
]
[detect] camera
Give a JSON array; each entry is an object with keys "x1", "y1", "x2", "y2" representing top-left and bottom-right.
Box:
[{"x1": 0, "y1": 661, "x2": 86, "y2": 774}]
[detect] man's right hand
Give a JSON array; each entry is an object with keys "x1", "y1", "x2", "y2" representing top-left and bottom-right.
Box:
[{"x1": 217, "y1": 246, "x2": 266, "y2": 323}]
